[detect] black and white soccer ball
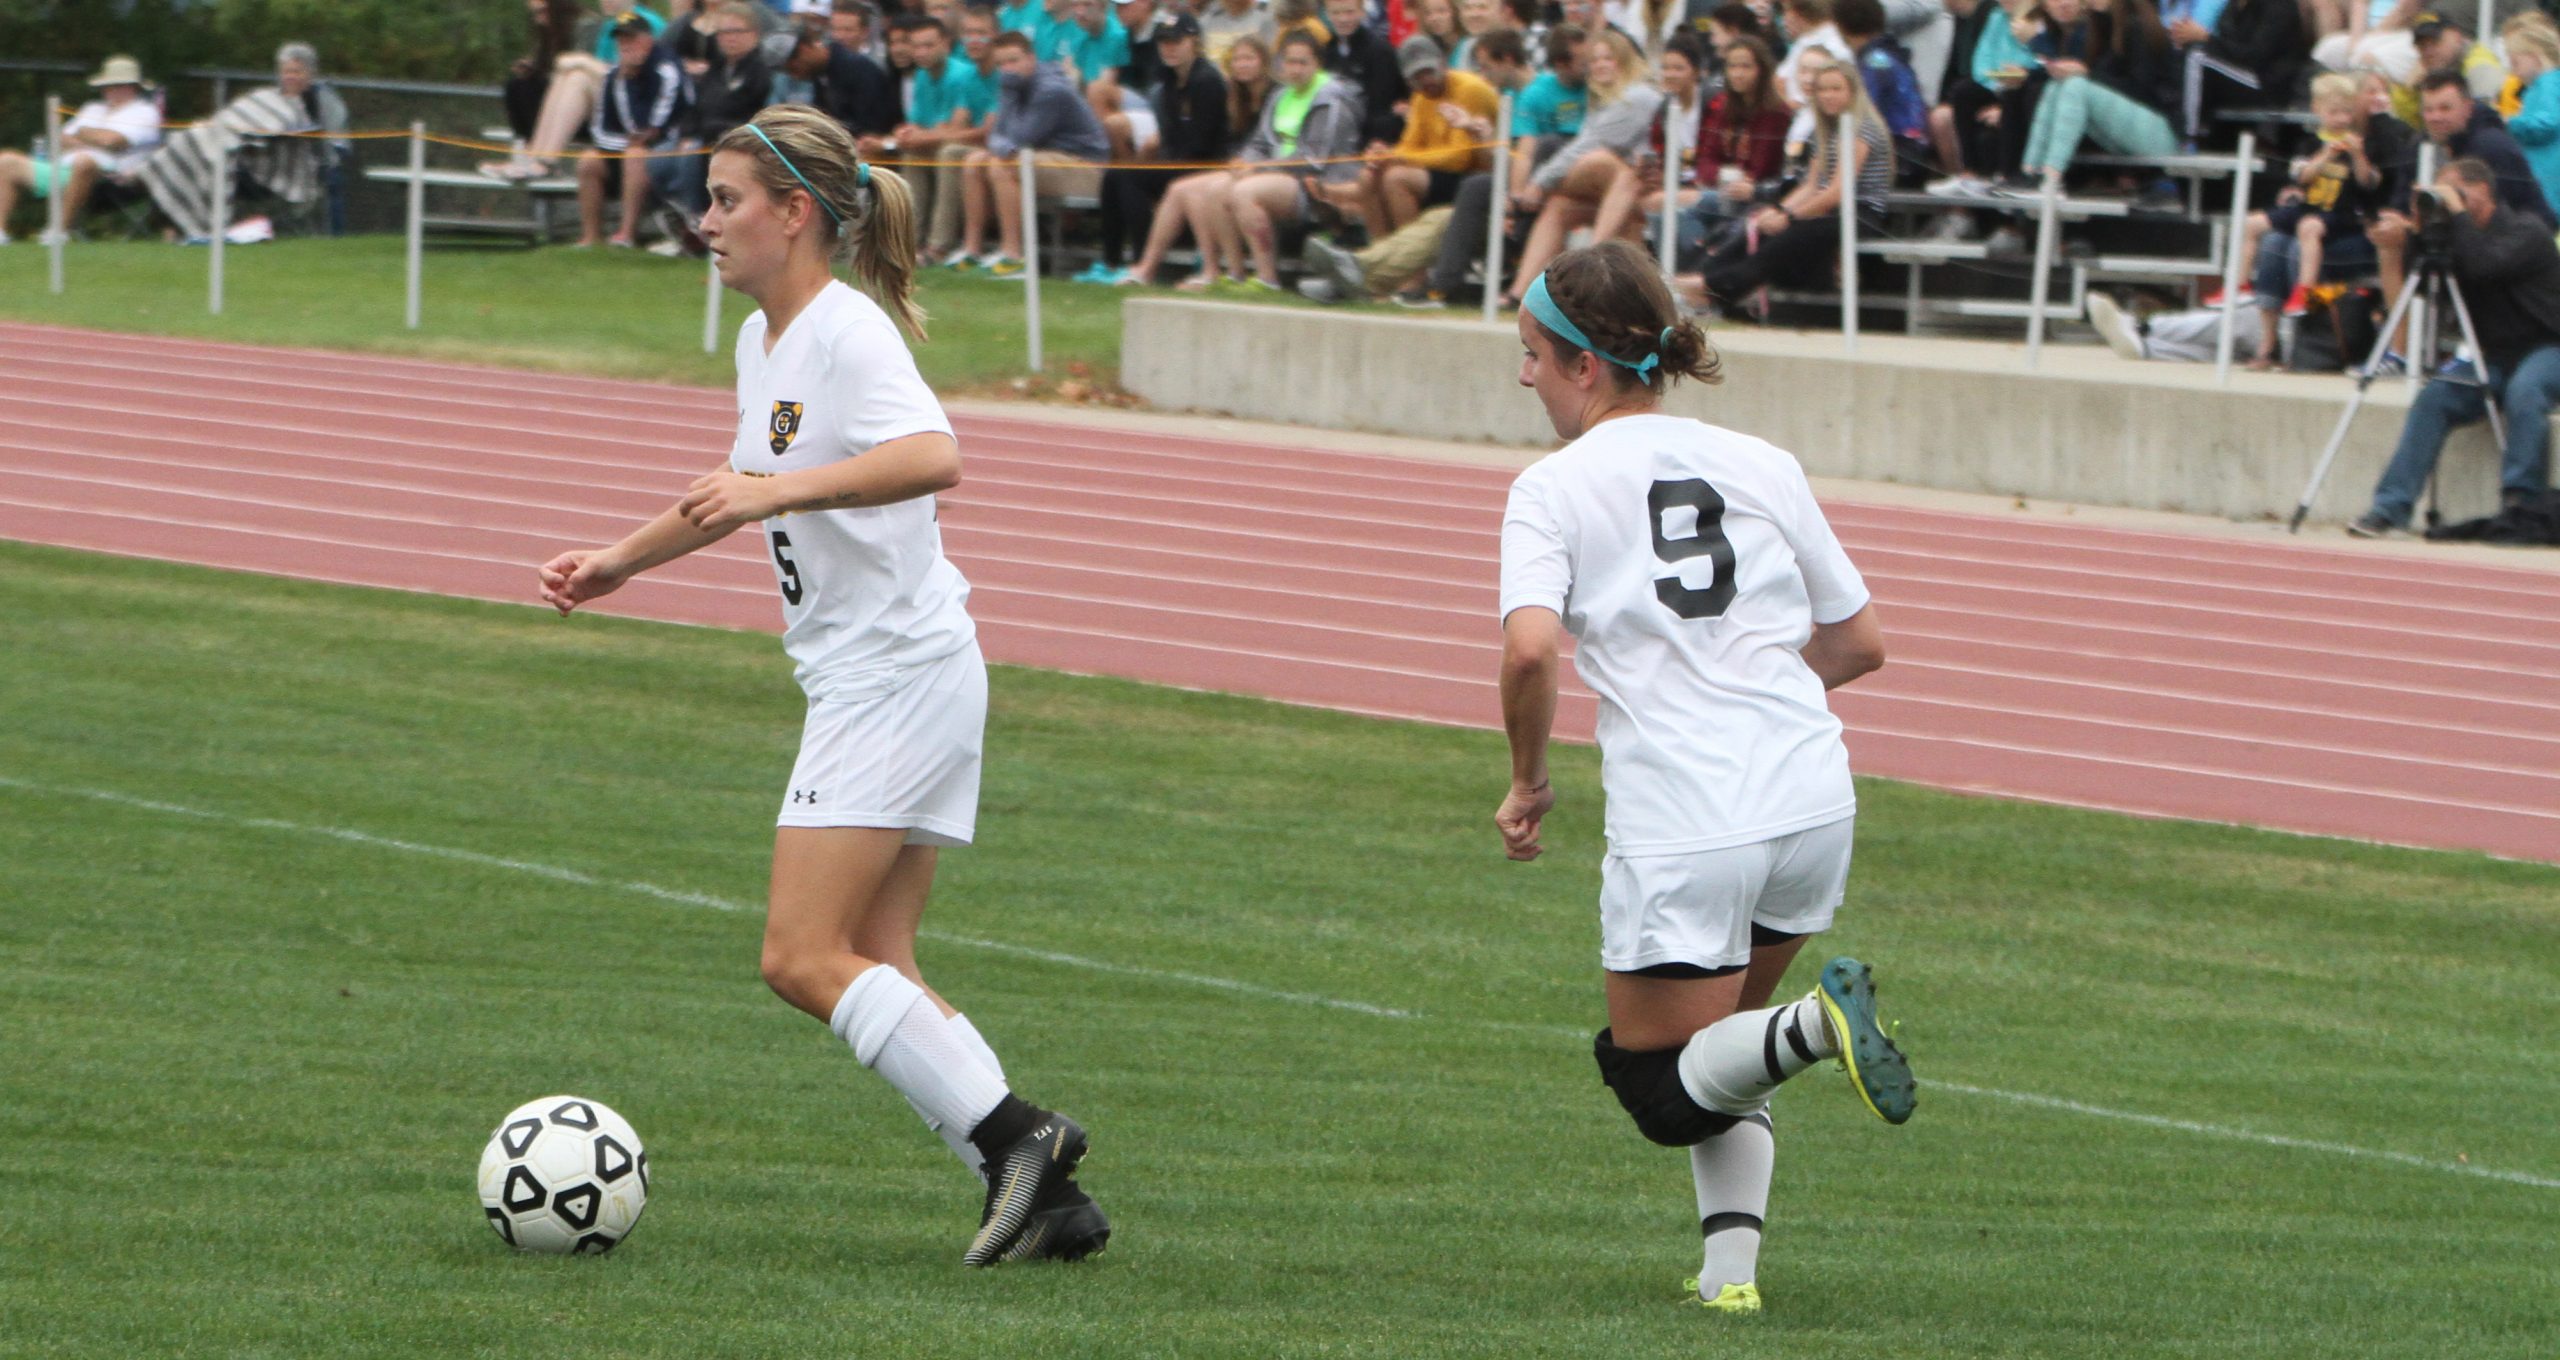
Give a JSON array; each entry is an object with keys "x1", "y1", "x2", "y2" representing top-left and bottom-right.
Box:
[{"x1": 476, "y1": 1095, "x2": 649, "y2": 1255}]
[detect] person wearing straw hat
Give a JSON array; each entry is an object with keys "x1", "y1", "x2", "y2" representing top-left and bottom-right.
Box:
[{"x1": 0, "y1": 55, "x2": 163, "y2": 245}]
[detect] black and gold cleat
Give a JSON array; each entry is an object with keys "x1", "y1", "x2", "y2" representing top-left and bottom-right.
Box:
[
  {"x1": 999, "y1": 1179, "x2": 1112, "y2": 1263},
  {"x1": 963, "y1": 1102, "x2": 1088, "y2": 1267}
]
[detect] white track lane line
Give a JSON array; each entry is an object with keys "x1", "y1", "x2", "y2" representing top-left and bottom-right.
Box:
[
  {"x1": 13, "y1": 443, "x2": 2557, "y2": 661},
  {"x1": 6, "y1": 773, "x2": 2549, "y2": 1190},
  {"x1": 15, "y1": 492, "x2": 2560, "y2": 803},
  {"x1": 15, "y1": 440, "x2": 2560, "y2": 710}
]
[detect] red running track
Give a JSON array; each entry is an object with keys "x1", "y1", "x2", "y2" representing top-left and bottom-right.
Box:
[{"x1": 4, "y1": 322, "x2": 2557, "y2": 864}]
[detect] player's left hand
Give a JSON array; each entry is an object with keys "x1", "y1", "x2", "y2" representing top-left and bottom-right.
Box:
[
  {"x1": 1496, "y1": 781, "x2": 1555, "y2": 861},
  {"x1": 680, "y1": 471, "x2": 788, "y2": 531}
]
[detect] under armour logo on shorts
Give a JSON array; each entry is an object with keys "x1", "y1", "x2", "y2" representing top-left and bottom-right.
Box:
[{"x1": 790, "y1": 790, "x2": 820, "y2": 805}]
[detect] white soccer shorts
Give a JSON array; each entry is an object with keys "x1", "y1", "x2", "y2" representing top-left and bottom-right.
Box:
[
  {"x1": 776, "y1": 641, "x2": 986, "y2": 846},
  {"x1": 1597, "y1": 816, "x2": 1855, "y2": 973}
]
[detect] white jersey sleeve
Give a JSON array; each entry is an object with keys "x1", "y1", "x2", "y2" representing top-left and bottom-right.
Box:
[
  {"x1": 1498, "y1": 469, "x2": 1572, "y2": 621},
  {"x1": 1776, "y1": 462, "x2": 1869, "y2": 626},
  {"x1": 829, "y1": 307, "x2": 954, "y2": 450}
]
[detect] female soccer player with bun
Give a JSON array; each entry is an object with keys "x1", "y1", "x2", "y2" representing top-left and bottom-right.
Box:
[
  {"x1": 536, "y1": 104, "x2": 1105, "y2": 1268},
  {"x1": 1492, "y1": 240, "x2": 1915, "y2": 1314}
]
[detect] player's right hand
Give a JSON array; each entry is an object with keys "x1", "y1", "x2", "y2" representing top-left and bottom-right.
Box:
[
  {"x1": 1495, "y1": 782, "x2": 1555, "y2": 862},
  {"x1": 537, "y1": 549, "x2": 628, "y2": 616}
]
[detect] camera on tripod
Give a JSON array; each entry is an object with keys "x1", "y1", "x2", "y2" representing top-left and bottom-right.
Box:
[{"x1": 2408, "y1": 184, "x2": 2460, "y2": 263}]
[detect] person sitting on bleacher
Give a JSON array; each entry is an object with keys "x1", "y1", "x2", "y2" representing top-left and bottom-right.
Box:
[
  {"x1": 2012, "y1": 0, "x2": 2180, "y2": 189},
  {"x1": 649, "y1": 2, "x2": 774, "y2": 218},
  {"x1": 1676, "y1": 34, "x2": 1790, "y2": 265},
  {"x1": 957, "y1": 29, "x2": 1112, "y2": 274},
  {"x1": 1588, "y1": 31, "x2": 1706, "y2": 246},
  {"x1": 1203, "y1": 0, "x2": 1283, "y2": 65},
  {"x1": 1090, "y1": 10, "x2": 1226, "y2": 280},
  {"x1": 1224, "y1": 27, "x2": 1367, "y2": 289},
  {"x1": 575, "y1": 18, "x2": 686, "y2": 247},
  {"x1": 2167, "y1": 0, "x2": 2302, "y2": 147},
  {"x1": 1691, "y1": 60, "x2": 1891, "y2": 316},
  {"x1": 1115, "y1": 30, "x2": 1274, "y2": 287},
  {"x1": 1777, "y1": 0, "x2": 1856, "y2": 149},
  {"x1": 786, "y1": 10, "x2": 902, "y2": 136},
  {"x1": 1833, "y1": 0, "x2": 1934, "y2": 183},
  {"x1": 1501, "y1": 29, "x2": 1663, "y2": 307},
  {"x1": 2348, "y1": 158, "x2": 2560, "y2": 538},
  {"x1": 2231, "y1": 72, "x2": 2415, "y2": 368},
  {"x1": 2501, "y1": 14, "x2": 2560, "y2": 220},
  {"x1": 878, "y1": 13, "x2": 995, "y2": 264},
  {"x1": 0, "y1": 55, "x2": 162, "y2": 245},
  {"x1": 1042, "y1": 0, "x2": 1132, "y2": 83},
  {"x1": 1320, "y1": 0, "x2": 1411, "y2": 147},
  {"x1": 1320, "y1": 34, "x2": 1502, "y2": 242},
  {"x1": 2411, "y1": 13, "x2": 2505, "y2": 110},
  {"x1": 270, "y1": 44, "x2": 350, "y2": 235}
]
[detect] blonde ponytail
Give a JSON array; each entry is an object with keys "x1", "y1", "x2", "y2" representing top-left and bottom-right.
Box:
[{"x1": 850, "y1": 165, "x2": 926, "y2": 341}]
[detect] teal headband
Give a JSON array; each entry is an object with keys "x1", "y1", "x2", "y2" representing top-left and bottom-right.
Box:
[
  {"x1": 1524, "y1": 274, "x2": 1668, "y2": 378},
  {"x1": 745, "y1": 123, "x2": 866, "y2": 227}
]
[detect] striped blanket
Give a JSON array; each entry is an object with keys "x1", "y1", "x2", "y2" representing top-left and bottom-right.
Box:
[{"x1": 135, "y1": 88, "x2": 324, "y2": 240}]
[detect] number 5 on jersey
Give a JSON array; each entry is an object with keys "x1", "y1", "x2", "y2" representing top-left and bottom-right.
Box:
[
  {"x1": 1650, "y1": 478, "x2": 1736, "y2": 620},
  {"x1": 769, "y1": 529, "x2": 805, "y2": 605}
]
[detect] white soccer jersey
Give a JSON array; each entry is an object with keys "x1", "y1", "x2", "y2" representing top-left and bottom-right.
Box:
[
  {"x1": 1499, "y1": 413, "x2": 1871, "y2": 855},
  {"x1": 731, "y1": 280, "x2": 974, "y2": 699}
]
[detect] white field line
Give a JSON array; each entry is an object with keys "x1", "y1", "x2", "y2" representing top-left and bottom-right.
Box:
[{"x1": 5, "y1": 773, "x2": 2551, "y2": 1191}]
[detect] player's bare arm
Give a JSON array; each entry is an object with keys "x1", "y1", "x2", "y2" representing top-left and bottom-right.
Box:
[
  {"x1": 679, "y1": 431, "x2": 961, "y2": 529},
  {"x1": 1496, "y1": 605, "x2": 1561, "y2": 861},
  {"x1": 1801, "y1": 603, "x2": 1886, "y2": 690},
  {"x1": 538, "y1": 460, "x2": 746, "y2": 615}
]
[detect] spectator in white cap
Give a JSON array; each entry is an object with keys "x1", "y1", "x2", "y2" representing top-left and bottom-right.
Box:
[{"x1": 0, "y1": 55, "x2": 163, "y2": 244}]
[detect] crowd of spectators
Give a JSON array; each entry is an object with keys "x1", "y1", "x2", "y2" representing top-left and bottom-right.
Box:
[{"x1": 29, "y1": 0, "x2": 2560, "y2": 319}]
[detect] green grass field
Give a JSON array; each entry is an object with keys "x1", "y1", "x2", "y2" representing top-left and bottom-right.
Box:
[
  {"x1": 0, "y1": 236, "x2": 1127, "y2": 390},
  {"x1": 5, "y1": 539, "x2": 2557, "y2": 1359}
]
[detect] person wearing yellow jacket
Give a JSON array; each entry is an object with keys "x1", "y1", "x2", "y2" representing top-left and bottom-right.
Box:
[{"x1": 1320, "y1": 34, "x2": 1501, "y2": 241}]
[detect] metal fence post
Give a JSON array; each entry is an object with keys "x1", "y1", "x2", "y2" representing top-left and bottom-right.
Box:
[
  {"x1": 1838, "y1": 111, "x2": 1858, "y2": 355},
  {"x1": 1657, "y1": 109, "x2": 1680, "y2": 282},
  {"x1": 2214, "y1": 132, "x2": 2254, "y2": 386},
  {"x1": 1484, "y1": 92, "x2": 1512, "y2": 323},
  {"x1": 2025, "y1": 168, "x2": 2060, "y2": 369},
  {"x1": 2407, "y1": 141, "x2": 2438, "y2": 392},
  {"x1": 404, "y1": 121, "x2": 425, "y2": 329},
  {"x1": 209, "y1": 139, "x2": 229, "y2": 313},
  {"x1": 44, "y1": 95, "x2": 64, "y2": 295},
  {"x1": 1019, "y1": 148, "x2": 1043, "y2": 373}
]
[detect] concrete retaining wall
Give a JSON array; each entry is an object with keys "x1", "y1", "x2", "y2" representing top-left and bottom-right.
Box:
[{"x1": 1121, "y1": 299, "x2": 2508, "y2": 526}]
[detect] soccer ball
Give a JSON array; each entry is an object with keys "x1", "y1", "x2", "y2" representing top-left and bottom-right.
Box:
[{"x1": 476, "y1": 1095, "x2": 649, "y2": 1255}]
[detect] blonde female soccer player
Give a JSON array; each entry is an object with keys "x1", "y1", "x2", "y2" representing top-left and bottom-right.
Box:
[
  {"x1": 536, "y1": 104, "x2": 1105, "y2": 1268},
  {"x1": 1492, "y1": 240, "x2": 1914, "y2": 1314}
]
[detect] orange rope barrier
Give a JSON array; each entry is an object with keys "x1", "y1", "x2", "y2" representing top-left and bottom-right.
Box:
[{"x1": 161, "y1": 121, "x2": 1502, "y2": 171}]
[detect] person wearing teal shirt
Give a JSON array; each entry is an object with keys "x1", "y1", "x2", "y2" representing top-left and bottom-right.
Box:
[
  {"x1": 1041, "y1": 0, "x2": 1131, "y2": 83},
  {"x1": 999, "y1": 0, "x2": 1065, "y2": 46},
  {"x1": 1512, "y1": 68, "x2": 1587, "y2": 138},
  {"x1": 880, "y1": 13, "x2": 997, "y2": 263}
]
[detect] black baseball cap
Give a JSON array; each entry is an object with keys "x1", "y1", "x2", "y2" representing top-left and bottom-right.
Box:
[
  {"x1": 1158, "y1": 11, "x2": 1201, "y2": 39},
  {"x1": 611, "y1": 16, "x2": 654, "y2": 38}
]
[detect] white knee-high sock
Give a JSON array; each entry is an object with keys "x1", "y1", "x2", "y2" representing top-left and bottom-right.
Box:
[
  {"x1": 947, "y1": 1013, "x2": 1006, "y2": 1083},
  {"x1": 829, "y1": 965, "x2": 1008, "y2": 1145},
  {"x1": 907, "y1": 1013, "x2": 1006, "y2": 1179},
  {"x1": 1677, "y1": 995, "x2": 1838, "y2": 1115},
  {"x1": 1690, "y1": 1109, "x2": 1775, "y2": 1292}
]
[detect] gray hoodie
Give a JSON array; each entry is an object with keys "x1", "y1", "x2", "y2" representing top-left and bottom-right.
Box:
[
  {"x1": 1534, "y1": 84, "x2": 1665, "y2": 191},
  {"x1": 1238, "y1": 72, "x2": 1365, "y2": 184},
  {"x1": 989, "y1": 59, "x2": 1112, "y2": 161}
]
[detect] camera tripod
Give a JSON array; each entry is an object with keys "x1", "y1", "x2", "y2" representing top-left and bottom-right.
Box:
[{"x1": 2287, "y1": 251, "x2": 2506, "y2": 533}]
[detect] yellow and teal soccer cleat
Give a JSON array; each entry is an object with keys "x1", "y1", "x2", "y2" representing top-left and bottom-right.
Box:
[
  {"x1": 1682, "y1": 1279, "x2": 1762, "y2": 1314},
  {"x1": 1815, "y1": 957, "x2": 1917, "y2": 1125}
]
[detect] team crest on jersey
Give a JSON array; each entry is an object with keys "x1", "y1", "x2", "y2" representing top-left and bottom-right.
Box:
[{"x1": 768, "y1": 401, "x2": 805, "y2": 456}]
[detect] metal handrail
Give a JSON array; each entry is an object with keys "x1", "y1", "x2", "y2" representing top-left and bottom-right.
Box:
[{"x1": 0, "y1": 58, "x2": 499, "y2": 99}]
